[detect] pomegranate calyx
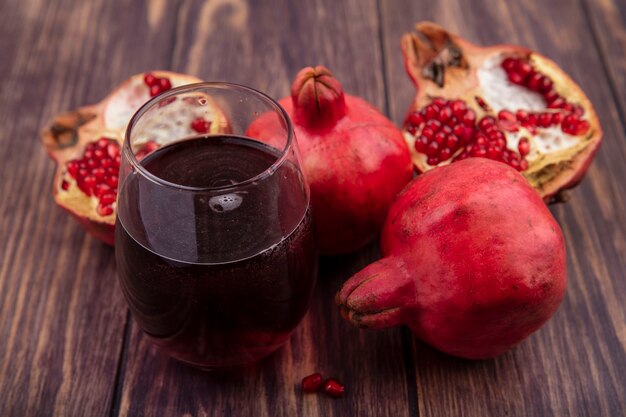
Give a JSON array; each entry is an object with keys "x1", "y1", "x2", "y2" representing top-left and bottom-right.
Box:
[
  {"x1": 41, "y1": 107, "x2": 98, "y2": 153},
  {"x1": 403, "y1": 21, "x2": 469, "y2": 87},
  {"x1": 291, "y1": 66, "x2": 346, "y2": 130}
]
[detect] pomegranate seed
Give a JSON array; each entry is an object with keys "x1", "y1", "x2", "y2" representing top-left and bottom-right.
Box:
[
  {"x1": 520, "y1": 160, "x2": 529, "y2": 170},
  {"x1": 144, "y1": 73, "x2": 158, "y2": 87},
  {"x1": 94, "y1": 183, "x2": 111, "y2": 198},
  {"x1": 487, "y1": 145, "x2": 502, "y2": 159},
  {"x1": 461, "y1": 127, "x2": 474, "y2": 142},
  {"x1": 432, "y1": 97, "x2": 446, "y2": 107},
  {"x1": 562, "y1": 103, "x2": 574, "y2": 113},
  {"x1": 149, "y1": 85, "x2": 162, "y2": 97},
  {"x1": 515, "y1": 110, "x2": 528, "y2": 122},
  {"x1": 427, "y1": 156, "x2": 440, "y2": 166},
  {"x1": 407, "y1": 124, "x2": 418, "y2": 135},
  {"x1": 544, "y1": 90, "x2": 559, "y2": 103},
  {"x1": 538, "y1": 113, "x2": 552, "y2": 128},
  {"x1": 445, "y1": 116, "x2": 458, "y2": 127},
  {"x1": 100, "y1": 158, "x2": 112, "y2": 168},
  {"x1": 92, "y1": 167, "x2": 106, "y2": 179},
  {"x1": 498, "y1": 110, "x2": 518, "y2": 132},
  {"x1": 425, "y1": 104, "x2": 438, "y2": 119},
  {"x1": 107, "y1": 143, "x2": 120, "y2": 158},
  {"x1": 525, "y1": 114, "x2": 537, "y2": 127},
  {"x1": 498, "y1": 110, "x2": 516, "y2": 123},
  {"x1": 462, "y1": 109, "x2": 476, "y2": 126},
  {"x1": 552, "y1": 112, "x2": 563, "y2": 125},
  {"x1": 475, "y1": 135, "x2": 487, "y2": 147},
  {"x1": 83, "y1": 175, "x2": 97, "y2": 193},
  {"x1": 473, "y1": 147, "x2": 487, "y2": 158},
  {"x1": 453, "y1": 124, "x2": 465, "y2": 138},
  {"x1": 526, "y1": 73, "x2": 543, "y2": 91},
  {"x1": 159, "y1": 78, "x2": 172, "y2": 91},
  {"x1": 518, "y1": 62, "x2": 533, "y2": 78},
  {"x1": 323, "y1": 379, "x2": 345, "y2": 398},
  {"x1": 415, "y1": 136, "x2": 429, "y2": 152},
  {"x1": 425, "y1": 119, "x2": 441, "y2": 131},
  {"x1": 407, "y1": 112, "x2": 424, "y2": 126},
  {"x1": 502, "y1": 58, "x2": 517, "y2": 72},
  {"x1": 475, "y1": 96, "x2": 490, "y2": 111},
  {"x1": 302, "y1": 373, "x2": 323, "y2": 393},
  {"x1": 97, "y1": 204, "x2": 114, "y2": 216},
  {"x1": 518, "y1": 138, "x2": 531, "y2": 157},
  {"x1": 78, "y1": 168, "x2": 88, "y2": 178},
  {"x1": 539, "y1": 77, "x2": 553, "y2": 93},
  {"x1": 450, "y1": 100, "x2": 466, "y2": 116},
  {"x1": 84, "y1": 150, "x2": 93, "y2": 159},
  {"x1": 576, "y1": 120, "x2": 590, "y2": 135},
  {"x1": 106, "y1": 175, "x2": 119, "y2": 188},
  {"x1": 61, "y1": 180, "x2": 70, "y2": 191},
  {"x1": 478, "y1": 116, "x2": 496, "y2": 130},
  {"x1": 426, "y1": 141, "x2": 439, "y2": 157},
  {"x1": 507, "y1": 71, "x2": 525, "y2": 85},
  {"x1": 446, "y1": 134, "x2": 459, "y2": 149},
  {"x1": 548, "y1": 98, "x2": 565, "y2": 109},
  {"x1": 191, "y1": 117, "x2": 212, "y2": 134},
  {"x1": 437, "y1": 107, "x2": 452, "y2": 122},
  {"x1": 439, "y1": 147, "x2": 452, "y2": 161},
  {"x1": 435, "y1": 131, "x2": 446, "y2": 145},
  {"x1": 573, "y1": 105, "x2": 584, "y2": 117},
  {"x1": 100, "y1": 193, "x2": 116, "y2": 205},
  {"x1": 67, "y1": 161, "x2": 79, "y2": 178},
  {"x1": 422, "y1": 127, "x2": 435, "y2": 139},
  {"x1": 487, "y1": 130, "x2": 503, "y2": 142}
]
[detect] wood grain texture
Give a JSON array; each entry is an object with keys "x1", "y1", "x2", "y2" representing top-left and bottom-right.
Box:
[
  {"x1": 380, "y1": 0, "x2": 626, "y2": 416},
  {"x1": 583, "y1": 0, "x2": 626, "y2": 123},
  {"x1": 1, "y1": 0, "x2": 625, "y2": 415},
  {"x1": 0, "y1": 0, "x2": 180, "y2": 415},
  {"x1": 114, "y1": 1, "x2": 413, "y2": 417}
]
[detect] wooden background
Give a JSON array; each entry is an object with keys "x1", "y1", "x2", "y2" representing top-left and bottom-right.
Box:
[{"x1": 1, "y1": 0, "x2": 625, "y2": 416}]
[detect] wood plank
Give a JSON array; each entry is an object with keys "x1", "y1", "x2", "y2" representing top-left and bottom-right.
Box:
[
  {"x1": 0, "y1": 0, "x2": 180, "y2": 415},
  {"x1": 114, "y1": 1, "x2": 415, "y2": 416},
  {"x1": 380, "y1": 0, "x2": 626, "y2": 416},
  {"x1": 583, "y1": 0, "x2": 626, "y2": 123}
]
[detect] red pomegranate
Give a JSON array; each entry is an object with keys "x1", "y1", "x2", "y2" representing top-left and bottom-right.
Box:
[
  {"x1": 336, "y1": 158, "x2": 567, "y2": 359},
  {"x1": 41, "y1": 71, "x2": 227, "y2": 244},
  {"x1": 247, "y1": 66, "x2": 413, "y2": 255},
  {"x1": 401, "y1": 22, "x2": 602, "y2": 202}
]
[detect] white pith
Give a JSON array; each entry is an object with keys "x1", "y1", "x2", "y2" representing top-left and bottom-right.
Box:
[
  {"x1": 405, "y1": 54, "x2": 588, "y2": 170},
  {"x1": 57, "y1": 73, "x2": 227, "y2": 221},
  {"x1": 477, "y1": 55, "x2": 582, "y2": 160}
]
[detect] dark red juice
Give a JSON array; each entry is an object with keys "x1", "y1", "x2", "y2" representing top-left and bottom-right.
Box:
[{"x1": 115, "y1": 135, "x2": 317, "y2": 369}]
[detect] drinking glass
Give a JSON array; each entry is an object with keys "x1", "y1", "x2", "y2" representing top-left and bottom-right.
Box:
[{"x1": 115, "y1": 83, "x2": 317, "y2": 370}]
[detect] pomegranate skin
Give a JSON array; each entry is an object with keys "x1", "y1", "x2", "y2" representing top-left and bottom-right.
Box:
[
  {"x1": 337, "y1": 158, "x2": 567, "y2": 359},
  {"x1": 247, "y1": 66, "x2": 413, "y2": 255}
]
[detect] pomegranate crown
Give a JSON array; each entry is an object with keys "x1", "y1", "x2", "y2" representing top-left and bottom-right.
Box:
[{"x1": 291, "y1": 66, "x2": 346, "y2": 129}]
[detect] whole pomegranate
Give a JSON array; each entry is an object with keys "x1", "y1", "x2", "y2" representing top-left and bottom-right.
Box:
[
  {"x1": 336, "y1": 158, "x2": 567, "y2": 359},
  {"x1": 401, "y1": 22, "x2": 602, "y2": 202},
  {"x1": 247, "y1": 66, "x2": 413, "y2": 255},
  {"x1": 41, "y1": 71, "x2": 228, "y2": 244}
]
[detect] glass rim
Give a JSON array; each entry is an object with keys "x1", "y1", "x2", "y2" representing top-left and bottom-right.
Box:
[{"x1": 124, "y1": 81, "x2": 295, "y2": 192}]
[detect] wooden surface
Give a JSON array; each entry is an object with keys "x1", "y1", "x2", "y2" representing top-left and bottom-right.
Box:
[{"x1": 0, "y1": 0, "x2": 624, "y2": 416}]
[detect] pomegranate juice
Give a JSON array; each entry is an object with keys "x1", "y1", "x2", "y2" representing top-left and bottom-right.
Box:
[{"x1": 115, "y1": 135, "x2": 317, "y2": 369}]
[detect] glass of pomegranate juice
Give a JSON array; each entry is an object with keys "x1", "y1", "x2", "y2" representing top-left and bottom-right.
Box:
[{"x1": 115, "y1": 83, "x2": 317, "y2": 370}]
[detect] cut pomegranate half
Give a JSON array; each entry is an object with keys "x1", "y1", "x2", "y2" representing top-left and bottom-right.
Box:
[
  {"x1": 401, "y1": 22, "x2": 602, "y2": 202},
  {"x1": 41, "y1": 71, "x2": 228, "y2": 244}
]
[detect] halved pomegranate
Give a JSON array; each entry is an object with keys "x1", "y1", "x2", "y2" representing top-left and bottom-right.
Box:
[
  {"x1": 401, "y1": 22, "x2": 602, "y2": 202},
  {"x1": 41, "y1": 71, "x2": 228, "y2": 244}
]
